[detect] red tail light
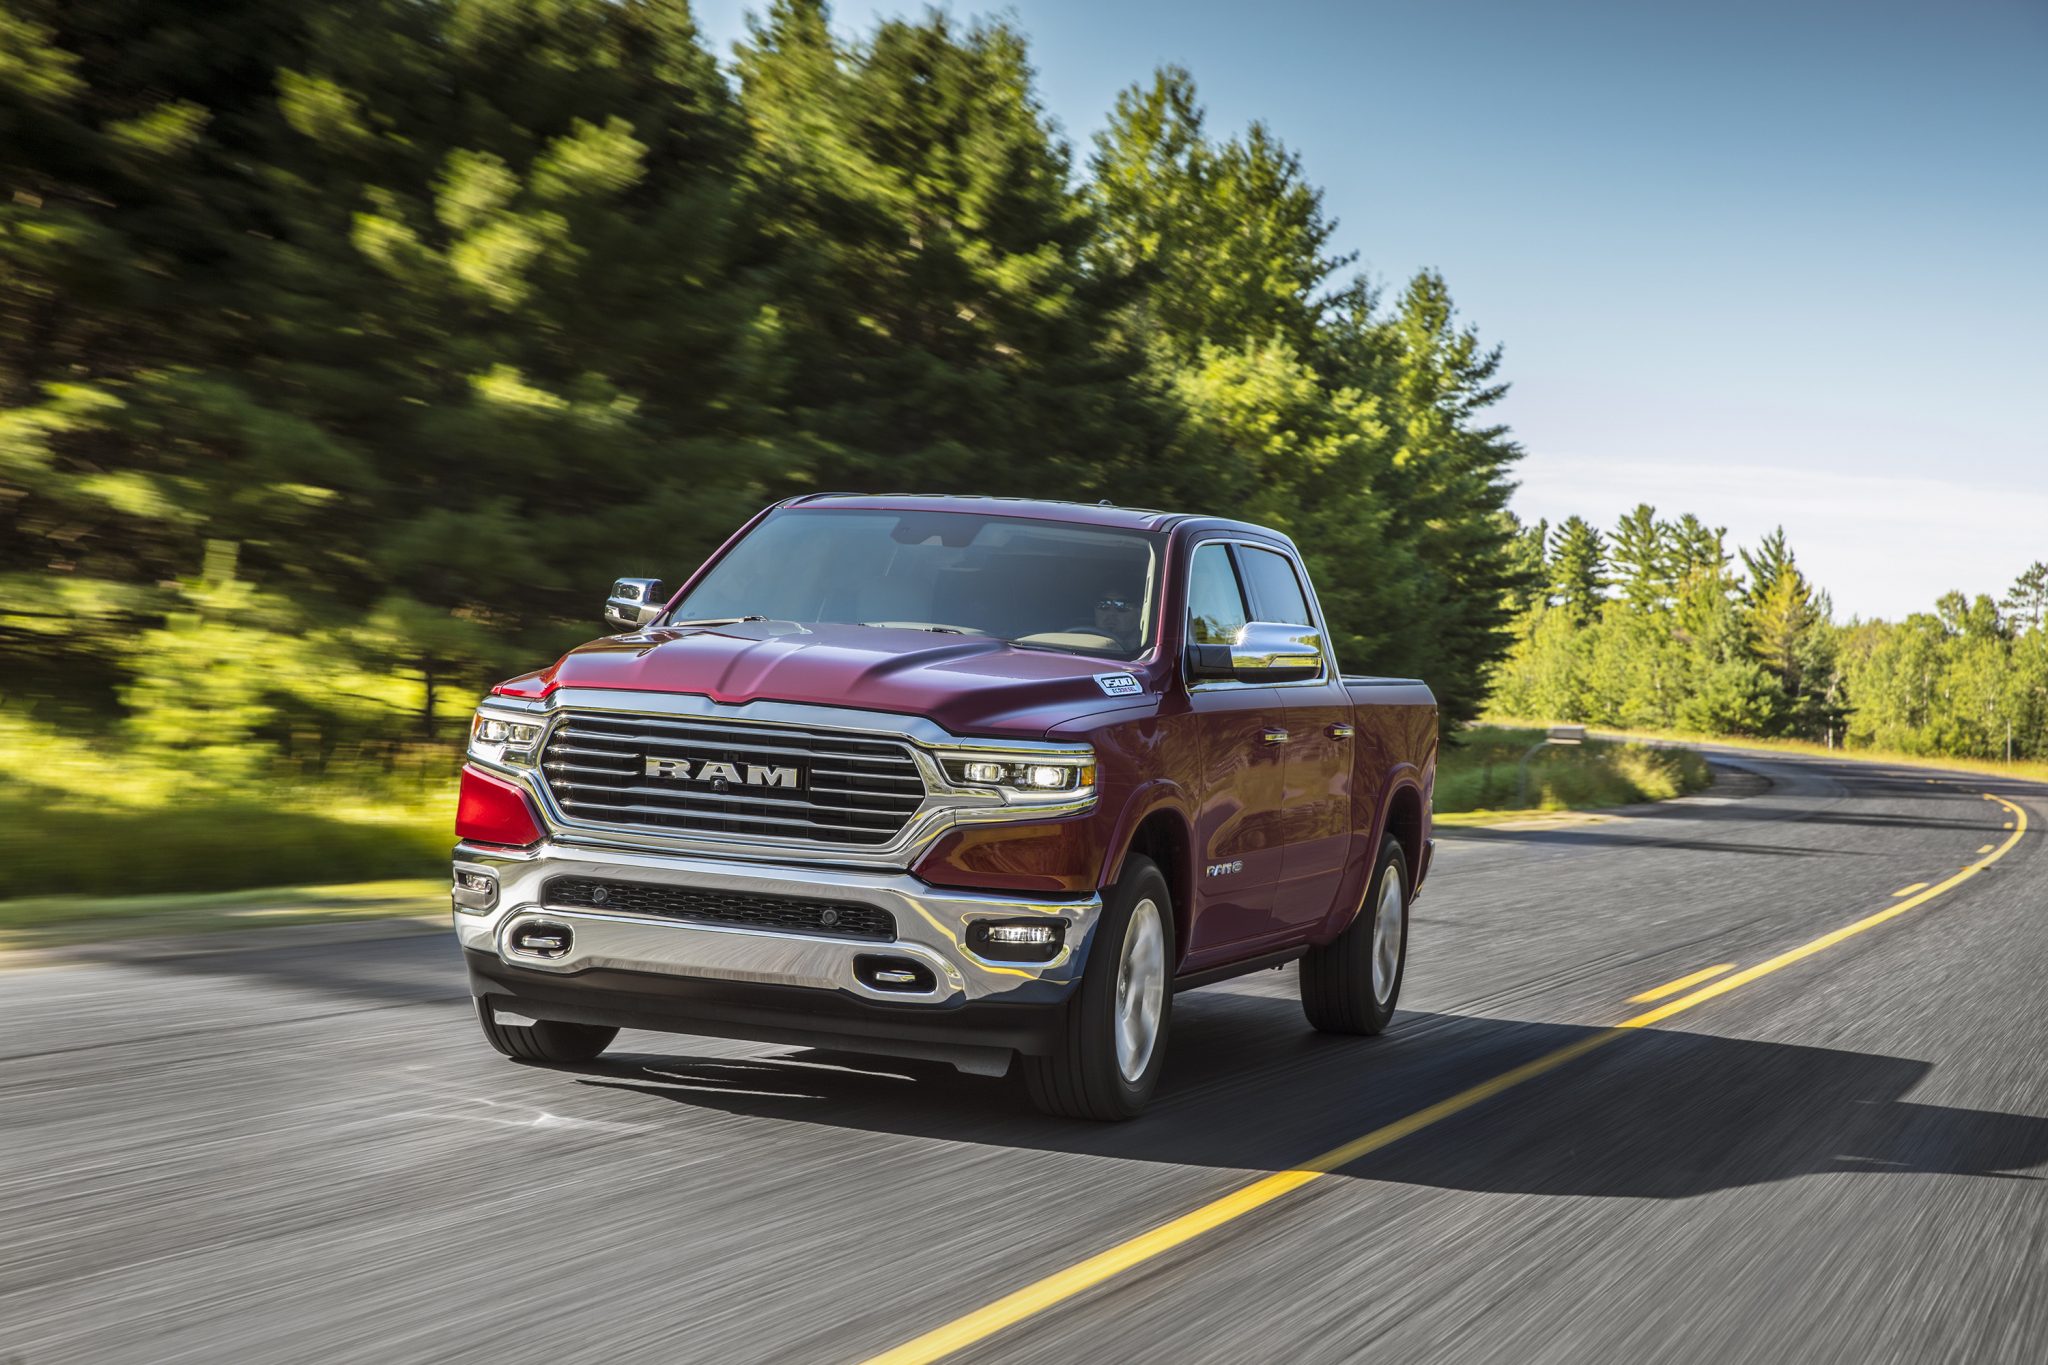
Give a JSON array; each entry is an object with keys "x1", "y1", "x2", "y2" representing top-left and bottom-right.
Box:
[{"x1": 456, "y1": 765, "x2": 543, "y2": 847}]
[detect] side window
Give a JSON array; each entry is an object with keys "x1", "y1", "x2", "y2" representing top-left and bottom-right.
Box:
[
  {"x1": 1238, "y1": 547, "x2": 1314, "y2": 627},
  {"x1": 1186, "y1": 543, "x2": 1249, "y2": 645}
]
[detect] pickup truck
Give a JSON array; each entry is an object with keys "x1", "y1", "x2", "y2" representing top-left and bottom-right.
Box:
[{"x1": 453, "y1": 495, "x2": 1437, "y2": 1119}]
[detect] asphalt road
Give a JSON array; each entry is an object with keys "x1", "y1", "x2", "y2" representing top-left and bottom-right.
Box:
[{"x1": 4, "y1": 749, "x2": 2044, "y2": 1364}]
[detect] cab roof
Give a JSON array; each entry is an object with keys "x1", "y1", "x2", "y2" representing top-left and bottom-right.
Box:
[{"x1": 781, "y1": 493, "x2": 1288, "y2": 543}]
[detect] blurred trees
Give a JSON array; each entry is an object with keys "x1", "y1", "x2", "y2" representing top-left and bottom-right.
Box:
[
  {"x1": 1, "y1": 0, "x2": 2032, "y2": 779},
  {"x1": 1492, "y1": 510, "x2": 2048, "y2": 760},
  {"x1": 2, "y1": 0, "x2": 1535, "y2": 777}
]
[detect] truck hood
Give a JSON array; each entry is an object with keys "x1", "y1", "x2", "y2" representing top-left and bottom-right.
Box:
[{"x1": 492, "y1": 620, "x2": 1157, "y2": 737}]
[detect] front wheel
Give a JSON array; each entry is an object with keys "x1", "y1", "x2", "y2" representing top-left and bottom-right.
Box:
[
  {"x1": 1024, "y1": 854, "x2": 1175, "y2": 1121},
  {"x1": 474, "y1": 998, "x2": 618, "y2": 1064},
  {"x1": 1299, "y1": 835, "x2": 1408, "y2": 1034}
]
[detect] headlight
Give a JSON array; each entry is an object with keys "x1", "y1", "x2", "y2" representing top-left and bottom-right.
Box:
[
  {"x1": 470, "y1": 709, "x2": 545, "y2": 765},
  {"x1": 942, "y1": 753, "x2": 1096, "y2": 803}
]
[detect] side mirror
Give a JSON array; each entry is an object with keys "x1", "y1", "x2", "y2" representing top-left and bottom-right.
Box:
[
  {"x1": 604, "y1": 577, "x2": 667, "y2": 632},
  {"x1": 1185, "y1": 622, "x2": 1325, "y2": 683}
]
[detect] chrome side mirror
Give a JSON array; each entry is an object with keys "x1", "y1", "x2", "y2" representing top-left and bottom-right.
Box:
[
  {"x1": 604, "y1": 577, "x2": 667, "y2": 632},
  {"x1": 1186, "y1": 621, "x2": 1325, "y2": 683}
]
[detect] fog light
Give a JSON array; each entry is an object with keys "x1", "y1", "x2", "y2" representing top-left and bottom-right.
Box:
[
  {"x1": 967, "y1": 918, "x2": 1065, "y2": 962},
  {"x1": 451, "y1": 866, "x2": 498, "y2": 913}
]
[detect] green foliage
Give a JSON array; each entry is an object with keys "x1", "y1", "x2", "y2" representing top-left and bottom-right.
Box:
[
  {"x1": 1547, "y1": 515, "x2": 1609, "y2": 624},
  {"x1": 1433, "y1": 727, "x2": 1713, "y2": 817},
  {"x1": 1087, "y1": 81, "x2": 1526, "y2": 719},
  {"x1": 0, "y1": 802, "x2": 447, "y2": 899},
  {"x1": 1491, "y1": 511, "x2": 2047, "y2": 760},
  {"x1": 3, "y1": 0, "x2": 1531, "y2": 796}
]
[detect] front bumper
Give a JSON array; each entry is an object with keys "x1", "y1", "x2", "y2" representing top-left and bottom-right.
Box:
[{"x1": 452, "y1": 838, "x2": 1101, "y2": 1057}]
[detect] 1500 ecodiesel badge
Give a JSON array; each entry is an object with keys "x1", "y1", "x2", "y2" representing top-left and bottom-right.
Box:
[{"x1": 452, "y1": 495, "x2": 1437, "y2": 1119}]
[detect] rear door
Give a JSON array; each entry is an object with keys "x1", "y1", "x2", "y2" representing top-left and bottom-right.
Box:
[
  {"x1": 1181, "y1": 541, "x2": 1291, "y2": 962},
  {"x1": 1234, "y1": 545, "x2": 1359, "y2": 933}
]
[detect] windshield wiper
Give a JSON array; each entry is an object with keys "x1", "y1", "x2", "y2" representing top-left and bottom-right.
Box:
[
  {"x1": 857, "y1": 622, "x2": 974, "y2": 634},
  {"x1": 666, "y1": 615, "x2": 767, "y2": 628}
]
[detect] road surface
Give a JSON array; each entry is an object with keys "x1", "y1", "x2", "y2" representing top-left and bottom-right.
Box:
[{"x1": 3, "y1": 748, "x2": 2043, "y2": 1364}]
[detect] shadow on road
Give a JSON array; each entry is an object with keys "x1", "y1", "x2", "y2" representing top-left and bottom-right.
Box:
[{"x1": 570, "y1": 991, "x2": 2048, "y2": 1199}]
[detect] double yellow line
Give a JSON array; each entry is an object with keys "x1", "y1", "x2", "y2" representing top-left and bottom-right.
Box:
[{"x1": 862, "y1": 791, "x2": 2031, "y2": 1365}]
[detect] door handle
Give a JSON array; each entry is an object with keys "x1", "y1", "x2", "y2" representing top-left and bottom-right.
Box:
[
  {"x1": 1259, "y1": 728, "x2": 1290, "y2": 746},
  {"x1": 1327, "y1": 723, "x2": 1355, "y2": 740}
]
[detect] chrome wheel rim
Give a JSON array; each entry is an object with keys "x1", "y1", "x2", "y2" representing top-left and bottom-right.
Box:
[
  {"x1": 1370, "y1": 866, "x2": 1405, "y2": 1005},
  {"x1": 1115, "y1": 898, "x2": 1167, "y2": 1083}
]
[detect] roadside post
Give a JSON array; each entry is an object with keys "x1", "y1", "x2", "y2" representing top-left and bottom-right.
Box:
[{"x1": 1516, "y1": 724, "x2": 1587, "y2": 808}]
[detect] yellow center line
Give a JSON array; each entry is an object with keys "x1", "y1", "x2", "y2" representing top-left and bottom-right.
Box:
[
  {"x1": 1629, "y1": 962, "x2": 1737, "y2": 1002},
  {"x1": 1891, "y1": 882, "x2": 1930, "y2": 897},
  {"x1": 859, "y1": 793, "x2": 2031, "y2": 1365},
  {"x1": 1979, "y1": 844, "x2": 1994, "y2": 854}
]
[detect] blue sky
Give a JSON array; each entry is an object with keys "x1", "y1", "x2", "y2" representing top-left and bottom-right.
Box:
[{"x1": 693, "y1": 0, "x2": 2047, "y2": 619}]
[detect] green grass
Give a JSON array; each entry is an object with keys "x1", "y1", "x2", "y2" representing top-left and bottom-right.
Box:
[
  {"x1": 1434, "y1": 726, "x2": 1715, "y2": 824},
  {"x1": 0, "y1": 796, "x2": 451, "y2": 900},
  {"x1": 0, "y1": 706, "x2": 456, "y2": 901},
  {"x1": 1483, "y1": 716, "x2": 2048, "y2": 786},
  {"x1": 0, "y1": 878, "x2": 446, "y2": 952}
]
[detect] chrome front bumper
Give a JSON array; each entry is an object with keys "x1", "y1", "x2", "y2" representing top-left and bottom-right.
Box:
[{"x1": 451, "y1": 839, "x2": 1102, "y2": 1008}]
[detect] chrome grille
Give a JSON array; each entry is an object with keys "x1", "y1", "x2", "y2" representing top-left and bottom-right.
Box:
[{"x1": 539, "y1": 711, "x2": 927, "y2": 847}]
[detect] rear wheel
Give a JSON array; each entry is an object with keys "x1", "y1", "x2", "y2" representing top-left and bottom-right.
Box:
[
  {"x1": 474, "y1": 998, "x2": 618, "y2": 1064},
  {"x1": 1300, "y1": 835, "x2": 1408, "y2": 1034},
  {"x1": 1024, "y1": 854, "x2": 1175, "y2": 1121}
]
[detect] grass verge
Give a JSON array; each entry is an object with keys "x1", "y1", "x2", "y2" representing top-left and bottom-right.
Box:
[
  {"x1": 0, "y1": 797, "x2": 450, "y2": 900},
  {"x1": 1435, "y1": 726, "x2": 1716, "y2": 826},
  {"x1": 1483, "y1": 716, "x2": 2048, "y2": 787}
]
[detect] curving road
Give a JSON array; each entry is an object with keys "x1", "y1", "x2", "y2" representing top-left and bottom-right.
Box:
[{"x1": 3, "y1": 748, "x2": 2044, "y2": 1363}]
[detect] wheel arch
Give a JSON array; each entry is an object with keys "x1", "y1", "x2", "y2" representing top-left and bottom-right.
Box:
[
  {"x1": 1381, "y1": 780, "x2": 1426, "y2": 884},
  {"x1": 1100, "y1": 786, "x2": 1195, "y2": 969}
]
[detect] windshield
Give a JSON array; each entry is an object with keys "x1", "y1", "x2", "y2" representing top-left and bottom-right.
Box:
[{"x1": 671, "y1": 508, "x2": 1162, "y2": 660}]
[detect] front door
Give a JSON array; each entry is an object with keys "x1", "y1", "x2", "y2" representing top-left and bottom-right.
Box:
[{"x1": 1181, "y1": 541, "x2": 1291, "y2": 963}]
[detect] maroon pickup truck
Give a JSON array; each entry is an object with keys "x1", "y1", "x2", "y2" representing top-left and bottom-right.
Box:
[{"x1": 452, "y1": 495, "x2": 1437, "y2": 1119}]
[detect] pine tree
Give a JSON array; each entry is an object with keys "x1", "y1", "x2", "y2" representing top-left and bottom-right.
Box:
[
  {"x1": 1610, "y1": 503, "x2": 1671, "y2": 611},
  {"x1": 1088, "y1": 69, "x2": 1351, "y2": 365},
  {"x1": 1740, "y1": 526, "x2": 1797, "y2": 609},
  {"x1": 1548, "y1": 517, "x2": 1608, "y2": 624},
  {"x1": 734, "y1": 1, "x2": 1160, "y2": 496},
  {"x1": 2001, "y1": 562, "x2": 2048, "y2": 633}
]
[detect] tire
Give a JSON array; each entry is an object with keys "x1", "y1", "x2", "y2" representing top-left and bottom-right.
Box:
[
  {"x1": 1024, "y1": 854, "x2": 1176, "y2": 1121},
  {"x1": 474, "y1": 997, "x2": 618, "y2": 1064},
  {"x1": 1300, "y1": 835, "x2": 1409, "y2": 1035}
]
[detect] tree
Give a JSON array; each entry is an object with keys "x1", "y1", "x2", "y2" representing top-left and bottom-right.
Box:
[
  {"x1": 735, "y1": 1, "x2": 1162, "y2": 497},
  {"x1": 2002, "y1": 561, "x2": 2048, "y2": 633},
  {"x1": 1502, "y1": 514, "x2": 1549, "y2": 614},
  {"x1": 1087, "y1": 71, "x2": 1524, "y2": 722},
  {"x1": 1088, "y1": 68, "x2": 1348, "y2": 363},
  {"x1": 1548, "y1": 516, "x2": 1608, "y2": 624},
  {"x1": 1610, "y1": 503, "x2": 1671, "y2": 612}
]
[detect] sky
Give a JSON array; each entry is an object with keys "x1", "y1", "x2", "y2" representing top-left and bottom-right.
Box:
[{"x1": 692, "y1": 0, "x2": 2047, "y2": 620}]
